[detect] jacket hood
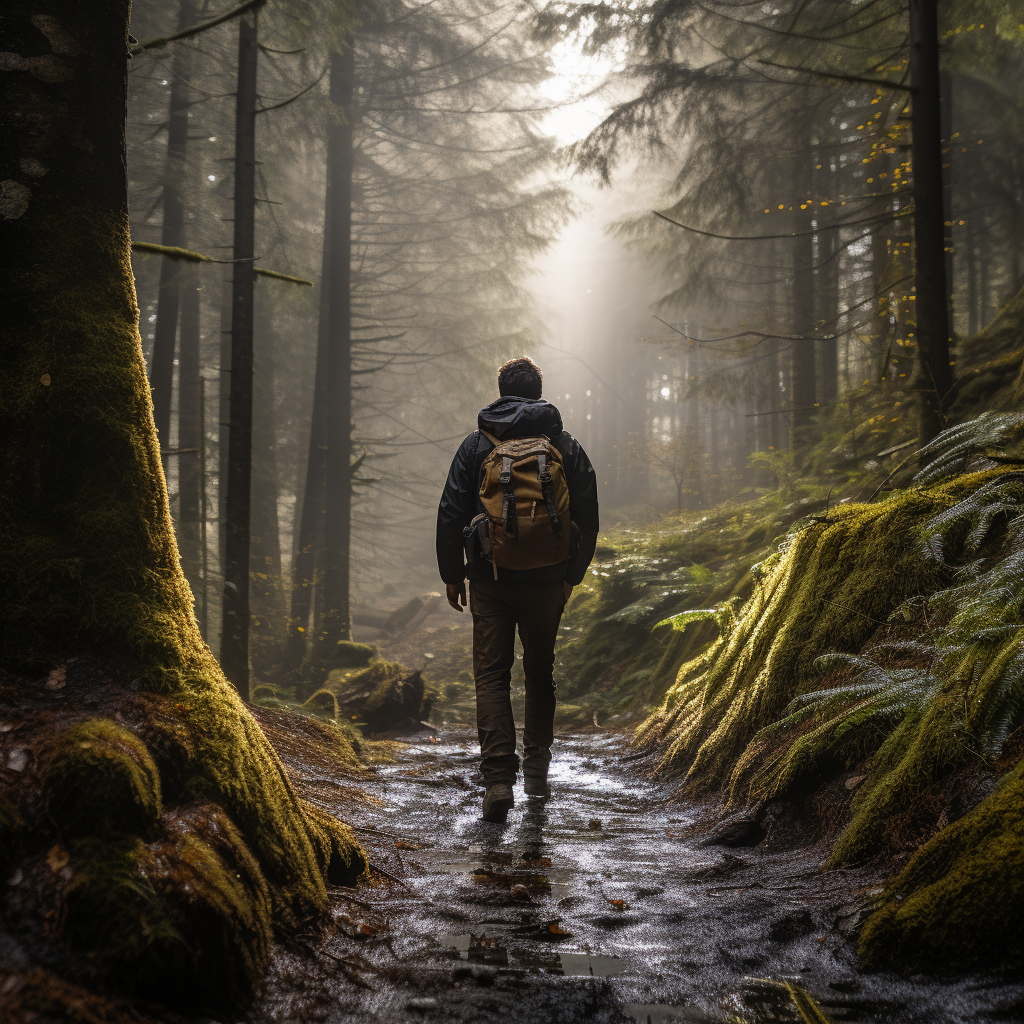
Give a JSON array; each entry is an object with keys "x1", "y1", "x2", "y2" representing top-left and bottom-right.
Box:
[{"x1": 478, "y1": 396, "x2": 563, "y2": 441}]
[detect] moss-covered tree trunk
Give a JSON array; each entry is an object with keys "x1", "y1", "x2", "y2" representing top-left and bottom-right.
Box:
[{"x1": 0, "y1": 2, "x2": 363, "y2": 1009}]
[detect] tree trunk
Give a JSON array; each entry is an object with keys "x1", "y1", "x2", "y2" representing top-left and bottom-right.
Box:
[
  {"x1": 319, "y1": 44, "x2": 356, "y2": 658},
  {"x1": 177, "y1": 265, "x2": 203, "y2": 606},
  {"x1": 282, "y1": 173, "x2": 333, "y2": 676},
  {"x1": 0, "y1": 1, "x2": 362, "y2": 1006},
  {"x1": 222, "y1": 8, "x2": 259, "y2": 700},
  {"x1": 250, "y1": 307, "x2": 285, "y2": 678},
  {"x1": 148, "y1": 0, "x2": 196, "y2": 451},
  {"x1": 790, "y1": 147, "x2": 816, "y2": 442},
  {"x1": 816, "y1": 153, "x2": 839, "y2": 405},
  {"x1": 967, "y1": 214, "x2": 979, "y2": 337},
  {"x1": 909, "y1": 0, "x2": 955, "y2": 444}
]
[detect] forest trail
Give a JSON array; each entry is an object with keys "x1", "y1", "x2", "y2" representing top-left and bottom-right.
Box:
[{"x1": 253, "y1": 731, "x2": 1023, "y2": 1024}]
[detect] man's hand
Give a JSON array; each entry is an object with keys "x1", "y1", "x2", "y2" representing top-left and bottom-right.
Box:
[
  {"x1": 446, "y1": 582, "x2": 467, "y2": 612},
  {"x1": 564, "y1": 580, "x2": 573, "y2": 603}
]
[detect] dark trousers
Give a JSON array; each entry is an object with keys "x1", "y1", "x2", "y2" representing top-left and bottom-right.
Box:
[{"x1": 469, "y1": 579, "x2": 566, "y2": 786}]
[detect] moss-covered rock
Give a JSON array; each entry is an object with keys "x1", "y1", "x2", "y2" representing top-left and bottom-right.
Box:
[
  {"x1": 635, "y1": 482, "x2": 976, "y2": 795},
  {"x1": 316, "y1": 658, "x2": 433, "y2": 735},
  {"x1": 859, "y1": 762, "x2": 1024, "y2": 971}
]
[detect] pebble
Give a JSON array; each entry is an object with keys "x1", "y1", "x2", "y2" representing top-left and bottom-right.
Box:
[{"x1": 407, "y1": 997, "x2": 438, "y2": 1011}]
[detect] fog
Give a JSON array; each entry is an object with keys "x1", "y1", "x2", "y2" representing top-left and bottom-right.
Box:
[{"x1": 124, "y1": 0, "x2": 1024, "y2": 689}]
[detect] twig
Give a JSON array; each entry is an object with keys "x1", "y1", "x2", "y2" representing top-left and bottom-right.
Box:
[
  {"x1": 369, "y1": 863, "x2": 415, "y2": 892},
  {"x1": 866, "y1": 454, "x2": 913, "y2": 502},
  {"x1": 131, "y1": 241, "x2": 313, "y2": 285}
]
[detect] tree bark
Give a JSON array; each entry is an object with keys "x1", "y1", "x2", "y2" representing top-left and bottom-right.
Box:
[
  {"x1": 790, "y1": 147, "x2": 816, "y2": 442},
  {"x1": 0, "y1": 4, "x2": 364, "y2": 1004},
  {"x1": 250, "y1": 307, "x2": 285, "y2": 677},
  {"x1": 816, "y1": 153, "x2": 839, "y2": 405},
  {"x1": 221, "y1": 8, "x2": 259, "y2": 700},
  {"x1": 177, "y1": 264, "x2": 203, "y2": 607},
  {"x1": 148, "y1": 0, "x2": 196, "y2": 451},
  {"x1": 909, "y1": 0, "x2": 955, "y2": 444},
  {"x1": 282, "y1": 182, "x2": 332, "y2": 675},
  {"x1": 318, "y1": 44, "x2": 356, "y2": 658}
]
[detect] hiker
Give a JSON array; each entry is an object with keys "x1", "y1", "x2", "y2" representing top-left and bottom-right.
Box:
[{"x1": 436, "y1": 357, "x2": 599, "y2": 822}]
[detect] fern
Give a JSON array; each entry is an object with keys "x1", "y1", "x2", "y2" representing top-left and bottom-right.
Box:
[
  {"x1": 655, "y1": 606, "x2": 720, "y2": 630},
  {"x1": 914, "y1": 412, "x2": 1024, "y2": 484}
]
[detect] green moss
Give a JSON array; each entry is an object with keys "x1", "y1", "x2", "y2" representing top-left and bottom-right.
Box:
[
  {"x1": 41, "y1": 719, "x2": 161, "y2": 838},
  {"x1": 635, "y1": 479, "x2": 987, "y2": 797},
  {"x1": 65, "y1": 805, "x2": 274, "y2": 1012},
  {"x1": 2, "y1": 185, "x2": 367, "y2": 1006},
  {"x1": 301, "y1": 799, "x2": 368, "y2": 887},
  {"x1": 324, "y1": 658, "x2": 430, "y2": 734},
  {"x1": 859, "y1": 762, "x2": 1024, "y2": 971}
]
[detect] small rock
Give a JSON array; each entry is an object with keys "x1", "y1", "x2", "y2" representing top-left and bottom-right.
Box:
[
  {"x1": 407, "y1": 997, "x2": 438, "y2": 1011},
  {"x1": 588, "y1": 818, "x2": 602, "y2": 830},
  {"x1": 845, "y1": 774, "x2": 866, "y2": 790},
  {"x1": 510, "y1": 884, "x2": 533, "y2": 903},
  {"x1": 7, "y1": 749, "x2": 26, "y2": 772}
]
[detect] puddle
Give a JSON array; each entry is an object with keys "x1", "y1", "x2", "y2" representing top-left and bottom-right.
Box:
[
  {"x1": 409, "y1": 851, "x2": 572, "y2": 897},
  {"x1": 440, "y1": 932, "x2": 627, "y2": 976}
]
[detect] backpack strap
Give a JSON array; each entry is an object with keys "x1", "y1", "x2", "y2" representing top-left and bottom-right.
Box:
[
  {"x1": 537, "y1": 452, "x2": 561, "y2": 535},
  {"x1": 500, "y1": 455, "x2": 516, "y2": 537},
  {"x1": 480, "y1": 429, "x2": 502, "y2": 447}
]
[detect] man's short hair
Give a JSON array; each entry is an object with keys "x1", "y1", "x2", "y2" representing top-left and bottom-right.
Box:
[{"x1": 498, "y1": 356, "x2": 543, "y2": 400}]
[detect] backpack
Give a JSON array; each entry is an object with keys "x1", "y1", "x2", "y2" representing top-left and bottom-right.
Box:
[{"x1": 471, "y1": 430, "x2": 571, "y2": 576}]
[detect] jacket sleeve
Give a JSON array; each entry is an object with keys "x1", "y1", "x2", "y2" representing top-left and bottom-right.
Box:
[
  {"x1": 563, "y1": 435, "x2": 600, "y2": 586},
  {"x1": 436, "y1": 433, "x2": 480, "y2": 584}
]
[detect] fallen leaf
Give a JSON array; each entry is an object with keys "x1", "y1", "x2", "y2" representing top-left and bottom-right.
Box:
[
  {"x1": 47, "y1": 845, "x2": 69, "y2": 873},
  {"x1": 40, "y1": 373, "x2": 51, "y2": 386},
  {"x1": 548, "y1": 923, "x2": 568, "y2": 935},
  {"x1": 608, "y1": 899, "x2": 628, "y2": 910}
]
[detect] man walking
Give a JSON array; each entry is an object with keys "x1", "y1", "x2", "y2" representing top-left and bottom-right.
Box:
[{"x1": 436, "y1": 357, "x2": 599, "y2": 822}]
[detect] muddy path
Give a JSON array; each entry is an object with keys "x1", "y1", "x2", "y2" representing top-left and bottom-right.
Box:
[{"x1": 251, "y1": 730, "x2": 1024, "y2": 1024}]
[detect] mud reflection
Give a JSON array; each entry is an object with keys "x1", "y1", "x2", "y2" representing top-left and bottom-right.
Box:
[{"x1": 439, "y1": 931, "x2": 626, "y2": 976}]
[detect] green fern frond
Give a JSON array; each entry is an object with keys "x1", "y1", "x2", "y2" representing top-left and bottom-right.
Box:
[
  {"x1": 653, "y1": 607, "x2": 720, "y2": 633},
  {"x1": 914, "y1": 412, "x2": 1024, "y2": 484}
]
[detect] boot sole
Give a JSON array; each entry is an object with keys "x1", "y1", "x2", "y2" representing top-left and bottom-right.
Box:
[{"x1": 481, "y1": 797, "x2": 514, "y2": 823}]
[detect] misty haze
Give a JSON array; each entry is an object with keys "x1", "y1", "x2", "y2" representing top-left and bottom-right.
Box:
[{"x1": 2, "y1": 2, "x2": 1024, "y2": 1022}]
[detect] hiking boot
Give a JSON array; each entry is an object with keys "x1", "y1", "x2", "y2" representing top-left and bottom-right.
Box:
[
  {"x1": 481, "y1": 783, "x2": 514, "y2": 823},
  {"x1": 523, "y1": 775, "x2": 550, "y2": 798}
]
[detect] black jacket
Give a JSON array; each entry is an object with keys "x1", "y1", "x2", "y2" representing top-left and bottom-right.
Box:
[{"x1": 436, "y1": 396, "x2": 600, "y2": 586}]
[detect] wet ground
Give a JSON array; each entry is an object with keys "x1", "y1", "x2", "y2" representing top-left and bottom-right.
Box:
[{"x1": 251, "y1": 728, "x2": 1024, "y2": 1024}]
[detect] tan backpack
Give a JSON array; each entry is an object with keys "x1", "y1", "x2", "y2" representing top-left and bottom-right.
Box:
[{"x1": 475, "y1": 430, "x2": 571, "y2": 576}]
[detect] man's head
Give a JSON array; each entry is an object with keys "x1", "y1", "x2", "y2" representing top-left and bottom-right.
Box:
[{"x1": 498, "y1": 356, "x2": 543, "y2": 400}]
